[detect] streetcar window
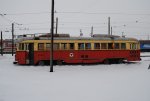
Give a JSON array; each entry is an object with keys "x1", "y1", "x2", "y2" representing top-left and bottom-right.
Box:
[
  {"x1": 38, "y1": 43, "x2": 44, "y2": 50},
  {"x1": 61, "y1": 43, "x2": 67, "y2": 50},
  {"x1": 108, "y1": 43, "x2": 113, "y2": 49},
  {"x1": 85, "y1": 43, "x2": 91, "y2": 50},
  {"x1": 121, "y1": 43, "x2": 126, "y2": 49},
  {"x1": 54, "y1": 43, "x2": 60, "y2": 50},
  {"x1": 78, "y1": 43, "x2": 84, "y2": 50},
  {"x1": 69, "y1": 43, "x2": 74, "y2": 50},
  {"x1": 46, "y1": 43, "x2": 51, "y2": 50},
  {"x1": 132, "y1": 43, "x2": 136, "y2": 49},
  {"x1": 101, "y1": 43, "x2": 107, "y2": 49},
  {"x1": 130, "y1": 44, "x2": 132, "y2": 49},
  {"x1": 114, "y1": 43, "x2": 119, "y2": 49},
  {"x1": 25, "y1": 44, "x2": 28, "y2": 50},
  {"x1": 19, "y1": 43, "x2": 21, "y2": 50},
  {"x1": 94, "y1": 43, "x2": 100, "y2": 49},
  {"x1": 19, "y1": 43, "x2": 24, "y2": 50},
  {"x1": 130, "y1": 43, "x2": 136, "y2": 50}
]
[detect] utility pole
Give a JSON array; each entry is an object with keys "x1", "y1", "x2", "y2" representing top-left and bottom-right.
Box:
[
  {"x1": 80, "y1": 29, "x2": 83, "y2": 37},
  {"x1": 91, "y1": 26, "x2": 93, "y2": 37},
  {"x1": 56, "y1": 17, "x2": 58, "y2": 35},
  {"x1": 122, "y1": 32, "x2": 125, "y2": 37},
  {"x1": 1, "y1": 31, "x2": 3, "y2": 56},
  {"x1": 108, "y1": 17, "x2": 110, "y2": 36},
  {"x1": 111, "y1": 26, "x2": 112, "y2": 35},
  {"x1": 12, "y1": 23, "x2": 14, "y2": 56},
  {"x1": 50, "y1": 0, "x2": 54, "y2": 72}
]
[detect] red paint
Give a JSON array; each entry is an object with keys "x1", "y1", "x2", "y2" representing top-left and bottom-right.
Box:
[
  {"x1": 15, "y1": 50, "x2": 141, "y2": 65},
  {"x1": 15, "y1": 51, "x2": 28, "y2": 65}
]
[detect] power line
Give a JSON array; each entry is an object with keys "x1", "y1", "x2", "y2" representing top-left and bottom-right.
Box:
[
  {"x1": 2, "y1": 12, "x2": 50, "y2": 15},
  {"x1": 57, "y1": 11, "x2": 150, "y2": 16},
  {"x1": 1, "y1": 11, "x2": 150, "y2": 16},
  {"x1": 3, "y1": 20, "x2": 148, "y2": 27},
  {"x1": 0, "y1": 14, "x2": 23, "y2": 25},
  {"x1": 13, "y1": 25, "x2": 150, "y2": 31}
]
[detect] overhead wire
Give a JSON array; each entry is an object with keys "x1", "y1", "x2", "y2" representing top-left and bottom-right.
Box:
[
  {"x1": 1, "y1": 11, "x2": 150, "y2": 16},
  {"x1": 1, "y1": 11, "x2": 150, "y2": 38}
]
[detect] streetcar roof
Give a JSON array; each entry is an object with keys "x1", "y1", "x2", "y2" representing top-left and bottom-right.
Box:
[
  {"x1": 55, "y1": 37, "x2": 137, "y2": 41},
  {"x1": 39, "y1": 35, "x2": 138, "y2": 41},
  {"x1": 17, "y1": 36, "x2": 138, "y2": 43}
]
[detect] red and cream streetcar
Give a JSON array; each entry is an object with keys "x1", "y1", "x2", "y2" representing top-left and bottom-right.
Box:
[{"x1": 14, "y1": 34, "x2": 141, "y2": 65}]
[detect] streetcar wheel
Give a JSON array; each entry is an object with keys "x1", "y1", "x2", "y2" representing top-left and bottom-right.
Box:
[
  {"x1": 118, "y1": 59, "x2": 123, "y2": 64},
  {"x1": 57, "y1": 60, "x2": 63, "y2": 65},
  {"x1": 104, "y1": 59, "x2": 110, "y2": 64},
  {"x1": 38, "y1": 61, "x2": 45, "y2": 66}
]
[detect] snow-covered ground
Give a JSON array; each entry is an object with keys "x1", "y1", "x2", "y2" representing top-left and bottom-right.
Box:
[{"x1": 0, "y1": 53, "x2": 150, "y2": 101}]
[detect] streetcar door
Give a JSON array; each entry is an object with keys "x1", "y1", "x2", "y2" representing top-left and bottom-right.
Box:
[{"x1": 28, "y1": 43, "x2": 34, "y2": 65}]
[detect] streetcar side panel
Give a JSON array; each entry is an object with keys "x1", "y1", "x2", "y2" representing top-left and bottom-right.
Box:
[
  {"x1": 15, "y1": 51, "x2": 28, "y2": 65},
  {"x1": 15, "y1": 37, "x2": 141, "y2": 65}
]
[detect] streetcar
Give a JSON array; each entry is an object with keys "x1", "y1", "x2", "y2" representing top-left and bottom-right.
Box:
[
  {"x1": 14, "y1": 34, "x2": 141, "y2": 65},
  {"x1": 139, "y1": 40, "x2": 150, "y2": 52}
]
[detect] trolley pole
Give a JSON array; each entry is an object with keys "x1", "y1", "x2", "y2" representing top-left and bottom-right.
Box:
[
  {"x1": 12, "y1": 23, "x2": 14, "y2": 56},
  {"x1": 50, "y1": 0, "x2": 54, "y2": 72},
  {"x1": 108, "y1": 17, "x2": 110, "y2": 36},
  {"x1": 1, "y1": 31, "x2": 3, "y2": 56},
  {"x1": 56, "y1": 17, "x2": 58, "y2": 35}
]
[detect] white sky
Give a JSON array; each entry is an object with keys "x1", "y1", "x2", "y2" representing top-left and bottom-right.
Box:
[{"x1": 0, "y1": 0, "x2": 150, "y2": 39}]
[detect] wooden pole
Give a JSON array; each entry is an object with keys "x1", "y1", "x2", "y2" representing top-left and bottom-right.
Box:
[
  {"x1": 56, "y1": 17, "x2": 58, "y2": 35},
  {"x1": 50, "y1": 0, "x2": 54, "y2": 72},
  {"x1": 108, "y1": 17, "x2": 110, "y2": 36},
  {"x1": 91, "y1": 26, "x2": 93, "y2": 37},
  {"x1": 111, "y1": 26, "x2": 112, "y2": 35},
  {"x1": 12, "y1": 23, "x2": 14, "y2": 56},
  {"x1": 1, "y1": 31, "x2": 3, "y2": 56}
]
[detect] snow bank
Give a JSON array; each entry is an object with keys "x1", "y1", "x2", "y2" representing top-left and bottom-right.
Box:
[{"x1": 0, "y1": 54, "x2": 150, "y2": 101}]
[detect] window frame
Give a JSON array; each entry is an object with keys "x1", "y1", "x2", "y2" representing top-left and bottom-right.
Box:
[
  {"x1": 114, "y1": 43, "x2": 120, "y2": 49},
  {"x1": 85, "y1": 43, "x2": 91, "y2": 50},
  {"x1": 94, "y1": 43, "x2": 101, "y2": 50},
  {"x1": 38, "y1": 43, "x2": 44, "y2": 51},
  {"x1": 121, "y1": 43, "x2": 126, "y2": 50},
  {"x1": 46, "y1": 43, "x2": 51, "y2": 50},
  {"x1": 101, "y1": 43, "x2": 107, "y2": 49},
  {"x1": 78, "y1": 43, "x2": 84, "y2": 50},
  {"x1": 69, "y1": 43, "x2": 75, "y2": 50}
]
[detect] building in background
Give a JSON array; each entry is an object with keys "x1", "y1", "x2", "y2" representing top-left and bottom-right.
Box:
[{"x1": 0, "y1": 39, "x2": 16, "y2": 54}]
